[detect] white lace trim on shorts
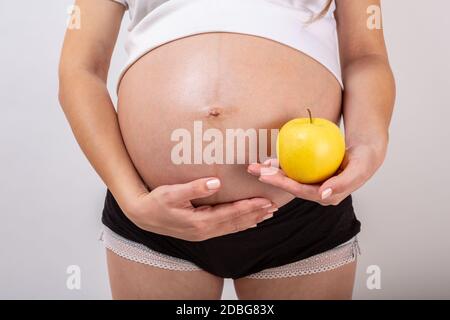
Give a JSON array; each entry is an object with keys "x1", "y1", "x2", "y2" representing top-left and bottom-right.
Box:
[
  {"x1": 99, "y1": 226, "x2": 360, "y2": 279},
  {"x1": 100, "y1": 226, "x2": 200, "y2": 272}
]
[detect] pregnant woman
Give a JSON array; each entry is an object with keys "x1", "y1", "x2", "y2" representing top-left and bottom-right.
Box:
[{"x1": 59, "y1": 0, "x2": 395, "y2": 299}]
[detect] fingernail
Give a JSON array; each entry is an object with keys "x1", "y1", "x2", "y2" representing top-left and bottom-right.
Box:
[
  {"x1": 261, "y1": 203, "x2": 272, "y2": 209},
  {"x1": 250, "y1": 224, "x2": 258, "y2": 228},
  {"x1": 206, "y1": 179, "x2": 221, "y2": 190},
  {"x1": 267, "y1": 208, "x2": 278, "y2": 213},
  {"x1": 263, "y1": 214, "x2": 274, "y2": 220},
  {"x1": 263, "y1": 159, "x2": 272, "y2": 165},
  {"x1": 321, "y1": 188, "x2": 333, "y2": 200}
]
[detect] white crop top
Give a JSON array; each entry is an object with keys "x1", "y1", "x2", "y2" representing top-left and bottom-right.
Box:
[{"x1": 111, "y1": 0, "x2": 342, "y2": 88}]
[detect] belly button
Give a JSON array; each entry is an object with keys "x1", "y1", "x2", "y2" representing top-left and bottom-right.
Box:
[{"x1": 207, "y1": 107, "x2": 222, "y2": 118}]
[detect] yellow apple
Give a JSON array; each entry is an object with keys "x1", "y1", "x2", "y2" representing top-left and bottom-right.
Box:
[{"x1": 276, "y1": 110, "x2": 345, "y2": 184}]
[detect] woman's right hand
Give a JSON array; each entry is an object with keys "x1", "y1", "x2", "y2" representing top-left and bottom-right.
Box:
[{"x1": 124, "y1": 178, "x2": 278, "y2": 242}]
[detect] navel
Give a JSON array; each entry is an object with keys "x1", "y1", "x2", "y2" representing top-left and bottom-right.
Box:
[{"x1": 207, "y1": 107, "x2": 222, "y2": 118}]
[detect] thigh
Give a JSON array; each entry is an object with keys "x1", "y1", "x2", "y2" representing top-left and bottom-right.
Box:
[
  {"x1": 234, "y1": 261, "x2": 357, "y2": 300},
  {"x1": 106, "y1": 249, "x2": 224, "y2": 300}
]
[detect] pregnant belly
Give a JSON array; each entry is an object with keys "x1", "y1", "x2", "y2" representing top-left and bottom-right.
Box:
[{"x1": 117, "y1": 33, "x2": 342, "y2": 207}]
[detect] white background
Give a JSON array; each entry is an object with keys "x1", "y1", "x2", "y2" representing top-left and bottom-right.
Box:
[{"x1": 1, "y1": 0, "x2": 449, "y2": 299}]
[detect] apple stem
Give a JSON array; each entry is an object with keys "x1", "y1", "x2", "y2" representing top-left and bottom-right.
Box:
[{"x1": 307, "y1": 108, "x2": 313, "y2": 124}]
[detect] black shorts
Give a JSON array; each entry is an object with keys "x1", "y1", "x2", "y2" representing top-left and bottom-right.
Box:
[{"x1": 102, "y1": 190, "x2": 361, "y2": 279}]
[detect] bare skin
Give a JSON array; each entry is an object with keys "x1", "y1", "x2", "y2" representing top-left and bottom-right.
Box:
[
  {"x1": 107, "y1": 249, "x2": 356, "y2": 300},
  {"x1": 234, "y1": 261, "x2": 357, "y2": 300},
  {"x1": 59, "y1": 0, "x2": 395, "y2": 300},
  {"x1": 106, "y1": 250, "x2": 224, "y2": 300},
  {"x1": 117, "y1": 32, "x2": 340, "y2": 208}
]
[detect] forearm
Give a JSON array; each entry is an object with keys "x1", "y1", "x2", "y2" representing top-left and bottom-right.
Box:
[
  {"x1": 342, "y1": 54, "x2": 396, "y2": 160},
  {"x1": 58, "y1": 69, "x2": 148, "y2": 211}
]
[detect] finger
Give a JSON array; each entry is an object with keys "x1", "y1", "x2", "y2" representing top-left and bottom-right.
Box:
[
  {"x1": 200, "y1": 197, "x2": 274, "y2": 224},
  {"x1": 247, "y1": 162, "x2": 264, "y2": 176},
  {"x1": 318, "y1": 159, "x2": 364, "y2": 200},
  {"x1": 171, "y1": 177, "x2": 221, "y2": 202},
  {"x1": 217, "y1": 206, "x2": 278, "y2": 236},
  {"x1": 258, "y1": 171, "x2": 320, "y2": 200},
  {"x1": 247, "y1": 159, "x2": 282, "y2": 177}
]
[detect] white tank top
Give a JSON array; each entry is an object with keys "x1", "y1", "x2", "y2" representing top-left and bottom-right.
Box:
[{"x1": 112, "y1": 0, "x2": 342, "y2": 88}]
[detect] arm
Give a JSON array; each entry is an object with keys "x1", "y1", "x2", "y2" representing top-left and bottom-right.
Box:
[
  {"x1": 247, "y1": 0, "x2": 395, "y2": 205},
  {"x1": 336, "y1": 0, "x2": 395, "y2": 174},
  {"x1": 59, "y1": 0, "x2": 147, "y2": 210},
  {"x1": 59, "y1": 0, "x2": 276, "y2": 240}
]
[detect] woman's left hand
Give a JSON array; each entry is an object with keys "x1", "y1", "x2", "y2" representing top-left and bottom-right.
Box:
[{"x1": 247, "y1": 143, "x2": 386, "y2": 206}]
